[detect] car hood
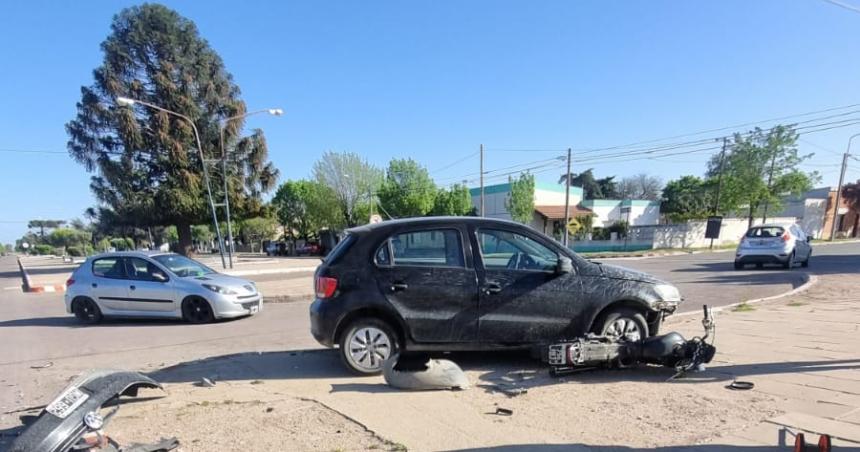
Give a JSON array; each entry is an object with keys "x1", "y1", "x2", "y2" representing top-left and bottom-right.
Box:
[
  {"x1": 597, "y1": 263, "x2": 665, "y2": 285},
  {"x1": 190, "y1": 273, "x2": 256, "y2": 290}
]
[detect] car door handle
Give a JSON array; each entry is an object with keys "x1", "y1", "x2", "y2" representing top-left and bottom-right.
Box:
[
  {"x1": 390, "y1": 283, "x2": 408, "y2": 292},
  {"x1": 484, "y1": 283, "x2": 502, "y2": 295},
  {"x1": 91, "y1": 283, "x2": 98, "y2": 288},
  {"x1": 129, "y1": 285, "x2": 136, "y2": 291}
]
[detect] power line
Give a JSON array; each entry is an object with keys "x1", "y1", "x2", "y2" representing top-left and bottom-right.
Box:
[
  {"x1": 0, "y1": 148, "x2": 67, "y2": 154},
  {"x1": 822, "y1": 0, "x2": 860, "y2": 14},
  {"x1": 429, "y1": 151, "x2": 479, "y2": 174}
]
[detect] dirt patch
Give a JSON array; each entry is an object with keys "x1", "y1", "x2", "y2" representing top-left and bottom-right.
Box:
[{"x1": 106, "y1": 384, "x2": 399, "y2": 452}]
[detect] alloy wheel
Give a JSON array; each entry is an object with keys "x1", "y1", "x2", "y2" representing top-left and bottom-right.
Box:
[
  {"x1": 605, "y1": 317, "x2": 643, "y2": 342},
  {"x1": 346, "y1": 326, "x2": 392, "y2": 372}
]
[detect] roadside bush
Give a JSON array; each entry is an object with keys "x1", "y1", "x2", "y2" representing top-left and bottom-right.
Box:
[
  {"x1": 66, "y1": 246, "x2": 86, "y2": 257},
  {"x1": 33, "y1": 244, "x2": 54, "y2": 255},
  {"x1": 591, "y1": 227, "x2": 610, "y2": 241},
  {"x1": 608, "y1": 220, "x2": 629, "y2": 238}
]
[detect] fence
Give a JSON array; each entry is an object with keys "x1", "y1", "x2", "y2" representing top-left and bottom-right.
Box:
[{"x1": 642, "y1": 216, "x2": 798, "y2": 249}]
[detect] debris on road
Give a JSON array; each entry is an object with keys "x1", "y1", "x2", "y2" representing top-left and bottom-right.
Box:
[
  {"x1": 9, "y1": 369, "x2": 168, "y2": 452},
  {"x1": 196, "y1": 378, "x2": 216, "y2": 388},
  {"x1": 29, "y1": 362, "x2": 53, "y2": 370},
  {"x1": 383, "y1": 354, "x2": 470, "y2": 390},
  {"x1": 728, "y1": 380, "x2": 755, "y2": 391},
  {"x1": 491, "y1": 407, "x2": 513, "y2": 416}
]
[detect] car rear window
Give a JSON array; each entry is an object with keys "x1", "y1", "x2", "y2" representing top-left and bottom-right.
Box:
[
  {"x1": 378, "y1": 229, "x2": 465, "y2": 268},
  {"x1": 323, "y1": 234, "x2": 355, "y2": 265},
  {"x1": 746, "y1": 227, "x2": 784, "y2": 238}
]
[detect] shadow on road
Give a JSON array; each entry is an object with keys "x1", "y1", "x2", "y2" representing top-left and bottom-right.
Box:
[
  {"x1": 0, "y1": 316, "x2": 246, "y2": 328},
  {"x1": 446, "y1": 444, "x2": 791, "y2": 451}
]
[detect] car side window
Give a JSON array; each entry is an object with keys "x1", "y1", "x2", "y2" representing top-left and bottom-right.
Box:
[
  {"x1": 92, "y1": 257, "x2": 125, "y2": 279},
  {"x1": 379, "y1": 229, "x2": 465, "y2": 268},
  {"x1": 124, "y1": 257, "x2": 168, "y2": 282},
  {"x1": 478, "y1": 229, "x2": 558, "y2": 271}
]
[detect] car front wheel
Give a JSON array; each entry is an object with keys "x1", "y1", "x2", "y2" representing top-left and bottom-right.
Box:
[
  {"x1": 339, "y1": 318, "x2": 399, "y2": 375},
  {"x1": 593, "y1": 308, "x2": 648, "y2": 342},
  {"x1": 182, "y1": 297, "x2": 214, "y2": 324}
]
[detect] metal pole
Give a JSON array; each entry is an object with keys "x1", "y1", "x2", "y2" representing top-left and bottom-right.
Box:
[
  {"x1": 710, "y1": 137, "x2": 728, "y2": 250},
  {"x1": 130, "y1": 99, "x2": 226, "y2": 268},
  {"x1": 830, "y1": 151, "x2": 851, "y2": 241},
  {"x1": 480, "y1": 144, "x2": 485, "y2": 217},
  {"x1": 563, "y1": 148, "x2": 572, "y2": 247},
  {"x1": 220, "y1": 126, "x2": 235, "y2": 268}
]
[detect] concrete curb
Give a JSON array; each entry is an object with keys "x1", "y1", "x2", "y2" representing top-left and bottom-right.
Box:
[
  {"x1": 17, "y1": 257, "x2": 67, "y2": 293},
  {"x1": 264, "y1": 292, "x2": 314, "y2": 303},
  {"x1": 225, "y1": 266, "x2": 318, "y2": 277},
  {"x1": 674, "y1": 272, "x2": 819, "y2": 318},
  {"x1": 586, "y1": 249, "x2": 735, "y2": 260}
]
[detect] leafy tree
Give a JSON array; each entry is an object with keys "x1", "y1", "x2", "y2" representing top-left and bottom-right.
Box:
[
  {"x1": 619, "y1": 174, "x2": 663, "y2": 201},
  {"x1": 567, "y1": 214, "x2": 595, "y2": 239},
  {"x1": 661, "y1": 176, "x2": 714, "y2": 222},
  {"x1": 608, "y1": 220, "x2": 630, "y2": 238},
  {"x1": 47, "y1": 228, "x2": 92, "y2": 253},
  {"x1": 558, "y1": 169, "x2": 618, "y2": 199},
  {"x1": 707, "y1": 125, "x2": 817, "y2": 227},
  {"x1": 841, "y1": 180, "x2": 860, "y2": 237},
  {"x1": 241, "y1": 216, "x2": 278, "y2": 252},
  {"x1": 378, "y1": 158, "x2": 437, "y2": 218},
  {"x1": 313, "y1": 151, "x2": 382, "y2": 226},
  {"x1": 28, "y1": 220, "x2": 66, "y2": 241},
  {"x1": 96, "y1": 238, "x2": 112, "y2": 252},
  {"x1": 66, "y1": 4, "x2": 277, "y2": 256},
  {"x1": 192, "y1": 225, "x2": 213, "y2": 244},
  {"x1": 431, "y1": 184, "x2": 473, "y2": 216},
  {"x1": 506, "y1": 172, "x2": 535, "y2": 224},
  {"x1": 109, "y1": 237, "x2": 135, "y2": 251},
  {"x1": 273, "y1": 180, "x2": 344, "y2": 246}
]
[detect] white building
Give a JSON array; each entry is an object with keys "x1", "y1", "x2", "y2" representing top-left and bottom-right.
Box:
[
  {"x1": 580, "y1": 199, "x2": 661, "y2": 227},
  {"x1": 469, "y1": 182, "x2": 591, "y2": 237}
]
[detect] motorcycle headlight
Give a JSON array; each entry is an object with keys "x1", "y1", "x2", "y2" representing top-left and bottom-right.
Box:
[
  {"x1": 654, "y1": 284, "x2": 681, "y2": 302},
  {"x1": 202, "y1": 284, "x2": 237, "y2": 295}
]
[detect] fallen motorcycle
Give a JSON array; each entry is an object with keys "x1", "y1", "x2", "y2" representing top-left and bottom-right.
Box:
[
  {"x1": 9, "y1": 369, "x2": 177, "y2": 452},
  {"x1": 548, "y1": 305, "x2": 716, "y2": 379}
]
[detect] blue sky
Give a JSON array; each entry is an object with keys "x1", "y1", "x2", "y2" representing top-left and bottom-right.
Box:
[{"x1": 2, "y1": 0, "x2": 860, "y2": 243}]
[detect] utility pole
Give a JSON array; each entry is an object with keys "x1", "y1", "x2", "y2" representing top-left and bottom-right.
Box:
[
  {"x1": 563, "y1": 148, "x2": 572, "y2": 247},
  {"x1": 480, "y1": 144, "x2": 485, "y2": 217},
  {"x1": 830, "y1": 152, "x2": 850, "y2": 241},
  {"x1": 709, "y1": 137, "x2": 728, "y2": 250},
  {"x1": 761, "y1": 151, "x2": 778, "y2": 223}
]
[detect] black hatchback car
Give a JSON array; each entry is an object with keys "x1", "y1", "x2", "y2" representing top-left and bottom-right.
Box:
[{"x1": 310, "y1": 217, "x2": 682, "y2": 374}]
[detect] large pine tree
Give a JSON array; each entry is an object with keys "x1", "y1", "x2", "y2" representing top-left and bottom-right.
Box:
[{"x1": 66, "y1": 4, "x2": 278, "y2": 254}]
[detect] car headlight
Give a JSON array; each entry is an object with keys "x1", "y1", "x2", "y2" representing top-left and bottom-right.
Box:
[
  {"x1": 654, "y1": 284, "x2": 681, "y2": 302},
  {"x1": 202, "y1": 284, "x2": 237, "y2": 295}
]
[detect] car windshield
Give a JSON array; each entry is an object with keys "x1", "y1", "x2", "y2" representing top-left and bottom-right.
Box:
[
  {"x1": 746, "y1": 227, "x2": 785, "y2": 238},
  {"x1": 152, "y1": 254, "x2": 215, "y2": 277}
]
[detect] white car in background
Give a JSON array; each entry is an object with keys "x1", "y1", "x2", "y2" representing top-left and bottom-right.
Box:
[
  {"x1": 734, "y1": 224, "x2": 812, "y2": 270},
  {"x1": 64, "y1": 251, "x2": 262, "y2": 324}
]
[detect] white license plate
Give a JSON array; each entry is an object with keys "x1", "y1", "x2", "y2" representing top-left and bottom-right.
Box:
[{"x1": 46, "y1": 387, "x2": 89, "y2": 419}]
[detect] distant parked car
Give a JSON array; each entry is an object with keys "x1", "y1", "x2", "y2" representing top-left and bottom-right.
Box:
[
  {"x1": 734, "y1": 224, "x2": 812, "y2": 270},
  {"x1": 309, "y1": 216, "x2": 683, "y2": 374},
  {"x1": 65, "y1": 251, "x2": 262, "y2": 324},
  {"x1": 297, "y1": 242, "x2": 321, "y2": 256}
]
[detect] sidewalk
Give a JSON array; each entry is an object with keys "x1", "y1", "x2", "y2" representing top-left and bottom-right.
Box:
[{"x1": 91, "y1": 271, "x2": 860, "y2": 451}]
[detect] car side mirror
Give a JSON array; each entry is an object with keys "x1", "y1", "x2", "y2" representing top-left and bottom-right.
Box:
[
  {"x1": 556, "y1": 256, "x2": 573, "y2": 274},
  {"x1": 152, "y1": 273, "x2": 168, "y2": 282}
]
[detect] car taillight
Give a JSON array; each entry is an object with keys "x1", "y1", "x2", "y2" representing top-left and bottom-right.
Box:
[
  {"x1": 315, "y1": 276, "x2": 338, "y2": 299},
  {"x1": 782, "y1": 232, "x2": 790, "y2": 242},
  {"x1": 66, "y1": 278, "x2": 75, "y2": 287}
]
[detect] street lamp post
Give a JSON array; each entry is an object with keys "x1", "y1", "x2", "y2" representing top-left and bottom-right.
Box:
[
  {"x1": 220, "y1": 108, "x2": 283, "y2": 268},
  {"x1": 830, "y1": 132, "x2": 860, "y2": 241},
  {"x1": 116, "y1": 96, "x2": 227, "y2": 268}
]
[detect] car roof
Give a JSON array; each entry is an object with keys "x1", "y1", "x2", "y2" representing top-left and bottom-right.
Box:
[
  {"x1": 750, "y1": 223, "x2": 792, "y2": 229},
  {"x1": 88, "y1": 250, "x2": 176, "y2": 259},
  {"x1": 346, "y1": 216, "x2": 528, "y2": 234}
]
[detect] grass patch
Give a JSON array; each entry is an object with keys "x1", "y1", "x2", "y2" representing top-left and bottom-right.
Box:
[
  {"x1": 384, "y1": 440, "x2": 408, "y2": 451},
  {"x1": 787, "y1": 300, "x2": 808, "y2": 307},
  {"x1": 732, "y1": 302, "x2": 755, "y2": 312}
]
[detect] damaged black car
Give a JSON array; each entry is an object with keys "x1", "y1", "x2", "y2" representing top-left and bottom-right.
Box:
[{"x1": 309, "y1": 217, "x2": 682, "y2": 374}]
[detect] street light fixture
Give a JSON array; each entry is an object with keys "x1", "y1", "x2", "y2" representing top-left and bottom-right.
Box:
[
  {"x1": 219, "y1": 108, "x2": 284, "y2": 268},
  {"x1": 116, "y1": 96, "x2": 227, "y2": 268}
]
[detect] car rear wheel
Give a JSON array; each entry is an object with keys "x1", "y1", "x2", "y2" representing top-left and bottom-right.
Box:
[
  {"x1": 593, "y1": 308, "x2": 648, "y2": 342},
  {"x1": 182, "y1": 297, "x2": 214, "y2": 324},
  {"x1": 733, "y1": 261, "x2": 744, "y2": 270},
  {"x1": 783, "y1": 251, "x2": 795, "y2": 270},
  {"x1": 339, "y1": 318, "x2": 399, "y2": 375},
  {"x1": 802, "y1": 251, "x2": 811, "y2": 268},
  {"x1": 73, "y1": 298, "x2": 102, "y2": 324}
]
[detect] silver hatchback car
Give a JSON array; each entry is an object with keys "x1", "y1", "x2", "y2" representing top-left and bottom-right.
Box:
[
  {"x1": 64, "y1": 251, "x2": 263, "y2": 324},
  {"x1": 734, "y1": 223, "x2": 813, "y2": 270}
]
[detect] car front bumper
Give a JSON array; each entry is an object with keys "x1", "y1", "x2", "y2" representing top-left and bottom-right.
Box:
[{"x1": 210, "y1": 293, "x2": 263, "y2": 319}]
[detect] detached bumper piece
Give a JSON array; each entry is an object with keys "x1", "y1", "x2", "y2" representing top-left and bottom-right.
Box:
[
  {"x1": 549, "y1": 306, "x2": 717, "y2": 379},
  {"x1": 9, "y1": 369, "x2": 177, "y2": 452}
]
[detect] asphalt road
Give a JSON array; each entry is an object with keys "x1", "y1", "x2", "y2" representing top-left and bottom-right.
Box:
[{"x1": 1, "y1": 241, "x2": 858, "y2": 425}]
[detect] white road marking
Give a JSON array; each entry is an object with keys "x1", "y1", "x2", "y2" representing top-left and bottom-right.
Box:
[
  {"x1": 43, "y1": 286, "x2": 56, "y2": 293},
  {"x1": 3, "y1": 286, "x2": 21, "y2": 291}
]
